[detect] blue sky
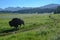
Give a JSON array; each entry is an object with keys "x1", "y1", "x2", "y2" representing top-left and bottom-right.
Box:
[{"x1": 0, "y1": 0, "x2": 60, "y2": 8}]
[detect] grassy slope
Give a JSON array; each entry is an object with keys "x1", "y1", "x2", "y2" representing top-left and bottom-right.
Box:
[{"x1": 0, "y1": 13, "x2": 60, "y2": 40}]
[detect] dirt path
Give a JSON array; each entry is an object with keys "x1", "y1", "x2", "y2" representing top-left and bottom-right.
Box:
[{"x1": 0, "y1": 25, "x2": 46, "y2": 36}]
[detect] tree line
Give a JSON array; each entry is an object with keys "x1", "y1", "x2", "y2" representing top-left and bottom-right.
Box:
[{"x1": 0, "y1": 6, "x2": 60, "y2": 14}]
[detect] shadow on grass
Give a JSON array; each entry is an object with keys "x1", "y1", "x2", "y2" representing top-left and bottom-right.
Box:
[
  {"x1": 0, "y1": 25, "x2": 41, "y2": 36},
  {"x1": 0, "y1": 28, "x2": 19, "y2": 36}
]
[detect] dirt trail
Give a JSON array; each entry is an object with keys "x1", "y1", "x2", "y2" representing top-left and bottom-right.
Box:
[{"x1": 0, "y1": 25, "x2": 47, "y2": 36}]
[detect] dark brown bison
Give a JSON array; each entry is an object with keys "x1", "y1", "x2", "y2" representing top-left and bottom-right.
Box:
[{"x1": 9, "y1": 18, "x2": 24, "y2": 29}]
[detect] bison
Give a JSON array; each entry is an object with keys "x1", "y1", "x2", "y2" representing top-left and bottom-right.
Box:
[{"x1": 9, "y1": 18, "x2": 24, "y2": 29}]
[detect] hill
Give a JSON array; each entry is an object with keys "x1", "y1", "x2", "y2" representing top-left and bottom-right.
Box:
[{"x1": 0, "y1": 4, "x2": 60, "y2": 13}]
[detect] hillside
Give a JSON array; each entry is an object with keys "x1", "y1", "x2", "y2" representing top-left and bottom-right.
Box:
[
  {"x1": 40, "y1": 4, "x2": 60, "y2": 9},
  {"x1": 0, "y1": 14, "x2": 60, "y2": 40},
  {"x1": 0, "y1": 4, "x2": 60, "y2": 13}
]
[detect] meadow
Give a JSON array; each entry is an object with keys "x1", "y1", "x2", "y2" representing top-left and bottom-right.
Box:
[{"x1": 0, "y1": 13, "x2": 60, "y2": 40}]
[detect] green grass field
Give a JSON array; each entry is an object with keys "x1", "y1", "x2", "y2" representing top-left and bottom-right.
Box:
[{"x1": 0, "y1": 13, "x2": 60, "y2": 40}]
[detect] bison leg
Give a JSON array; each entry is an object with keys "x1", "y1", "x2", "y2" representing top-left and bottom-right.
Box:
[{"x1": 14, "y1": 25, "x2": 19, "y2": 30}]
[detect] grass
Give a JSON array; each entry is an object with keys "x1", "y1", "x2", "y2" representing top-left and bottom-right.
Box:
[{"x1": 0, "y1": 13, "x2": 60, "y2": 40}]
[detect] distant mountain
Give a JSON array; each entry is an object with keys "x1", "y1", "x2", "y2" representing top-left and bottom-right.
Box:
[
  {"x1": 0, "y1": 4, "x2": 60, "y2": 13},
  {"x1": 4, "y1": 7, "x2": 32, "y2": 11},
  {"x1": 0, "y1": 8, "x2": 3, "y2": 11},
  {"x1": 15, "y1": 4, "x2": 60, "y2": 13},
  {"x1": 40, "y1": 4, "x2": 60, "y2": 9},
  {"x1": 0, "y1": 7, "x2": 32, "y2": 11},
  {"x1": 3, "y1": 7, "x2": 21, "y2": 11}
]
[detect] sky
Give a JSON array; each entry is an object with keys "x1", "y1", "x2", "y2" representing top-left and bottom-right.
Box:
[{"x1": 0, "y1": 0, "x2": 60, "y2": 8}]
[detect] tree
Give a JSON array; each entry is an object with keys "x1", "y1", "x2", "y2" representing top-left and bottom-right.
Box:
[{"x1": 54, "y1": 6, "x2": 60, "y2": 14}]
